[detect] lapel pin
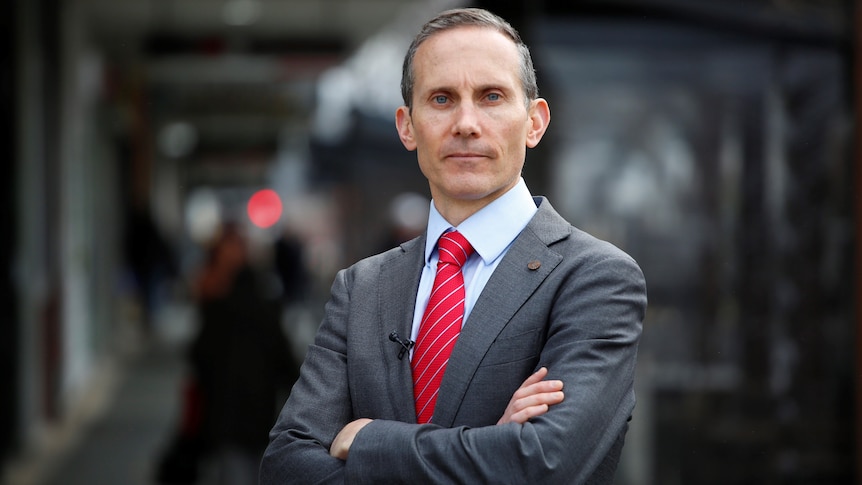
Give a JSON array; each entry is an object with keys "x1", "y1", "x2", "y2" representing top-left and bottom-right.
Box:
[{"x1": 528, "y1": 260, "x2": 541, "y2": 270}]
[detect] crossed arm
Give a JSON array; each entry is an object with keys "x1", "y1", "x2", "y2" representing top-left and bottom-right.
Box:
[
  {"x1": 329, "y1": 366, "x2": 565, "y2": 460},
  {"x1": 261, "y1": 248, "x2": 646, "y2": 484}
]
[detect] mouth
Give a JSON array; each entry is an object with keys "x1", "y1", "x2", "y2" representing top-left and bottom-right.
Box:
[{"x1": 445, "y1": 152, "x2": 489, "y2": 161}]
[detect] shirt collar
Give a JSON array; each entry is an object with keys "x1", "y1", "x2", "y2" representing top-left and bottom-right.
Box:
[{"x1": 425, "y1": 178, "x2": 537, "y2": 265}]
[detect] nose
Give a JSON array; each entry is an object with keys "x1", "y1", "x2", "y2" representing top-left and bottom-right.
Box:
[{"x1": 451, "y1": 102, "x2": 481, "y2": 138}]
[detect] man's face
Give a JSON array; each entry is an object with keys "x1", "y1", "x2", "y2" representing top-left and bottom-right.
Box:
[{"x1": 396, "y1": 26, "x2": 549, "y2": 220}]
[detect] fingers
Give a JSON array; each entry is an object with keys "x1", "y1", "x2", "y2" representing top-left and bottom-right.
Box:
[
  {"x1": 511, "y1": 367, "x2": 563, "y2": 401},
  {"x1": 508, "y1": 387, "x2": 565, "y2": 422},
  {"x1": 520, "y1": 366, "x2": 549, "y2": 387},
  {"x1": 508, "y1": 403, "x2": 551, "y2": 424},
  {"x1": 497, "y1": 367, "x2": 565, "y2": 425}
]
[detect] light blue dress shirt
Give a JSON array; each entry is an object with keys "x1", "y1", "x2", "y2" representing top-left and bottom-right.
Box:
[{"x1": 409, "y1": 178, "x2": 538, "y2": 346}]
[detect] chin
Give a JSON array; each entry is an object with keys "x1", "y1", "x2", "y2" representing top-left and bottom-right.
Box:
[{"x1": 446, "y1": 185, "x2": 501, "y2": 203}]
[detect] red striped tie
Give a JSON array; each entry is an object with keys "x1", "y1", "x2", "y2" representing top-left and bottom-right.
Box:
[{"x1": 412, "y1": 230, "x2": 474, "y2": 424}]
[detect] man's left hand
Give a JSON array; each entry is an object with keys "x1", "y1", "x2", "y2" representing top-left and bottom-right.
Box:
[{"x1": 329, "y1": 418, "x2": 373, "y2": 460}]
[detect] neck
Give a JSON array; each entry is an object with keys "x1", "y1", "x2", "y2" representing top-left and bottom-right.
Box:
[
  {"x1": 433, "y1": 198, "x2": 490, "y2": 227},
  {"x1": 432, "y1": 180, "x2": 525, "y2": 227}
]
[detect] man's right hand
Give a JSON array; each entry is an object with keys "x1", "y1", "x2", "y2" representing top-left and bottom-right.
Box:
[{"x1": 497, "y1": 367, "x2": 564, "y2": 425}]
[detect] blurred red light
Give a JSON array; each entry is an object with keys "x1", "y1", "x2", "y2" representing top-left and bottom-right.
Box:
[{"x1": 247, "y1": 189, "x2": 282, "y2": 228}]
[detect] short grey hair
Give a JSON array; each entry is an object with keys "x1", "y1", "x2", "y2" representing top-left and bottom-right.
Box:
[{"x1": 400, "y1": 8, "x2": 538, "y2": 111}]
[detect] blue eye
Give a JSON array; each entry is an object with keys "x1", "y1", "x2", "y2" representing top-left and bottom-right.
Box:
[
  {"x1": 487, "y1": 93, "x2": 500, "y2": 101},
  {"x1": 434, "y1": 95, "x2": 448, "y2": 104}
]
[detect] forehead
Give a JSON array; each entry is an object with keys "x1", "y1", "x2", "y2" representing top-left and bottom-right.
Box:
[{"x1": 413, "y1": 26, "x2": 521, "y2": 88}]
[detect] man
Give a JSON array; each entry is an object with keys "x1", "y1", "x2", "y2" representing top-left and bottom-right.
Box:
[{"x1": 260, "y1": 7, "x2": 646, "y2": 484}]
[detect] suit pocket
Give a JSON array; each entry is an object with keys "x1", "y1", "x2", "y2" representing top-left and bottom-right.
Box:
[{"x1": 478, "y1": 328, "x2": 543, "y2": 367}]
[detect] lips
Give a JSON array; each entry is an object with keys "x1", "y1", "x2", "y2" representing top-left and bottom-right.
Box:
[
  {"x1": 446, "y1": 152, "x2": 487, "y2": 159},
  {"x1": 442, "y1": 142, "x2": 494, "y2": 160},
  {"x1": 443, "y1": 148, "x2": 494, "y2": 160}
]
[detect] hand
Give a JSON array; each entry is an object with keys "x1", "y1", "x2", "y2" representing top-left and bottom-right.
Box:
[
  {"x1": 497, "y1": 367, "x2": 564, "y2": 425},
  {"x1": 329, "y1": 418, "x2": 372, "y2": 460}
]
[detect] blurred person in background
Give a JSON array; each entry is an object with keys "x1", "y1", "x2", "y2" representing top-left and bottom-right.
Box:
[
  {"x1": 261, "y1": 7, "x2": 646, "y2": 484},
  {"x1": 375, "y1": 192, "x2": 431, "y2": 255},
  {"x1": 160, "y1": 222, "x2": 299, "y2": 485},
  {"x1": 123, "y1": 205, "x2": 178, "y2": 330},
  {"x1": 273, "y1": 225, "x2": 309, "y2": 305}
]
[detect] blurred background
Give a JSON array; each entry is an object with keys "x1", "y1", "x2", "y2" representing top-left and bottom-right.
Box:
[{"x1": 1, "y1": 0, "x2": 859, "y2": 484}]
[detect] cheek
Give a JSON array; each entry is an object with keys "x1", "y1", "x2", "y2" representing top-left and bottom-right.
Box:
[
  {"x1": 411, "y1": 120, "x2": 439, "y2": 145},
  {"x1": 503, "y1": 124, "x2": 529, "y2": 152},
  {"x1": 416, "y1": 159, "x2": 433, "y2": 181}
]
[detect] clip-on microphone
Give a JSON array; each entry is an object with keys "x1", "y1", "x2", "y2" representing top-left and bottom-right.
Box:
[{"x1": 388, "y1": 331, "x2": 414, "y2": 360}]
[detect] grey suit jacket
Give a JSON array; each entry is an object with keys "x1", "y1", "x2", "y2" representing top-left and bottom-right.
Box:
[{"x1": 260, "y1": 197, "x2": 647, "y2": 484}]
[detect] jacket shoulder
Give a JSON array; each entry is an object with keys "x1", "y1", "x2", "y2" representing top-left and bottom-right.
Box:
[{"x1": 530, "y1": 196, "x2": 641, "y2": 270}]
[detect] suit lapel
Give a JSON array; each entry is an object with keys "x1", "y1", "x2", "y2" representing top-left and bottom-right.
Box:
[
  {"x1": 378, "y1": 236, "x2": 425, "y2": 423},
  {"x1": 432, "y1": 198, "x2": 571, "y2": 427}
]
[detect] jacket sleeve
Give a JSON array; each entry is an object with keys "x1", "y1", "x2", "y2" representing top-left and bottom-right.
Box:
[
  {"x1": 259, "y1": 269, "x2": 354, "y2": 485},
  {"x1": 344, "y1": 253, "x2": 647, "y2": 484}
]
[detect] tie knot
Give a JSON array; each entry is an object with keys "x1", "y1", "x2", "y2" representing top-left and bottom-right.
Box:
[{"x1": 438, "y1": 231, "x2": 474, "y2": 267}]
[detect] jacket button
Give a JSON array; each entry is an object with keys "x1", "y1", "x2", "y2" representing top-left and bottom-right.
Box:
[{"x1": 527, "y1": 260, "x2": 541, "y2": 270}]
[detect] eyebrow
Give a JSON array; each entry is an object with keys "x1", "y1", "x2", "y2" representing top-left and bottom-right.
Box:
[{"x1": 424, "y1": 84, "x2": 512, "y2": 96}]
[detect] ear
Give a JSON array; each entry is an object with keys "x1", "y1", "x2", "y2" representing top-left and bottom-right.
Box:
[
  {"x1": 395, "y1": 106, "x2": 417, "y2": 151},
  {"x1": 526, "y1": 98, "x2": 550, "y2": 148}
]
